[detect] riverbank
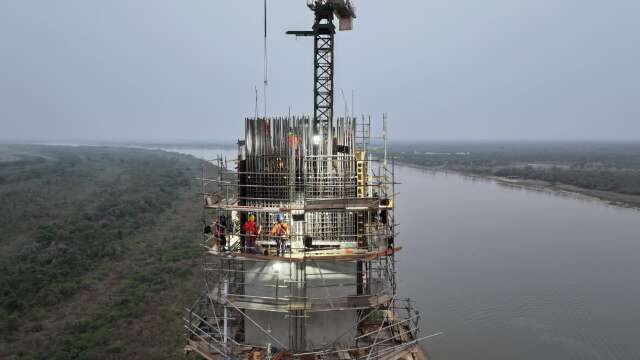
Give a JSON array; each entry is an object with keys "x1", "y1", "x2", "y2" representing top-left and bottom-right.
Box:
[
  {"x1": 397, "y1": 161, "x2": 640, "y2": 211},
  {"x1": 489, "y1": 174, "x2": 640, "y2": 211}
]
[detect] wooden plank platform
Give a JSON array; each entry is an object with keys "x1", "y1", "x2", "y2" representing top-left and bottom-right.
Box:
[
  {"x1": 207, "y1": 246, "x2": 402, "y2": 262},
  {"x1": 218, "y1": 293, "x2": 393, "y2": 313},
  {"x1": 204, "y1": 196, "x2": 392, "y2": 212}
]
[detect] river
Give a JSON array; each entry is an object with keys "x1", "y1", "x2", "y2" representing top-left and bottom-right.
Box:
[
  {"x1": 395, "y1": 166, "x2": 640, "y2": 360},
  {"x1": 163, "y1": 147, "x2": 640, "y2": 360}
]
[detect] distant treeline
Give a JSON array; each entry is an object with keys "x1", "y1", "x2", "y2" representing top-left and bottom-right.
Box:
[
  {"x1": 388, "y1": 141, "x2": 640, "y2": 169},
  {"x1": 495, "y1": 167, "x2": 640, "y2": 195},
  {"x1": 384, "y1": 141, "x2": 640, "y2": 199}
]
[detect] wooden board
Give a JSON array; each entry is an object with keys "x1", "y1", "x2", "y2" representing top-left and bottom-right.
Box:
[
  {"x1": 207, "y1": 247, "x2": 402, "y2": 263},
  {"x1": 220, "y1": 293, "x2": 393, "y2": 313}
]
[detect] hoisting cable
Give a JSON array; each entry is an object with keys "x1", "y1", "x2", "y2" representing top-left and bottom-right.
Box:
[{"x1": 263, "y1": 0, "x2": 268, "y2": 119}]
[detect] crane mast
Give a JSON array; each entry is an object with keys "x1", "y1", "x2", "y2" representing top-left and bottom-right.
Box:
[{"x1": 287, "y1": 0, "x2": 356, "y2": 141}]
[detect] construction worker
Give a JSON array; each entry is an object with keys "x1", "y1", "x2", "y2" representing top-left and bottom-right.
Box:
[
  {"x1": 215, "y1": 214, "x2": 227, "y2": 253},
  {"x1": 243, "y1": 214, "x2": 261, "y2": 254},
  {"x1": 269, "y1": 214, "x2": 289, "y2": 256},
  {"x1": 211, "y1": 219, "x2": 220, "y2": 250}
]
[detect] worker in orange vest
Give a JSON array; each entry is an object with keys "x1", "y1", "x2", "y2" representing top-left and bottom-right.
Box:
[{"x1": 269, "y1": 214, "x2": 289, "y2": 256}]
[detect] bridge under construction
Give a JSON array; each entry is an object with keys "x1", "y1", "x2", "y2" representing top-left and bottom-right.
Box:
[{"x1": 183, "y1": 1, "x2": 436, "y2": 359}]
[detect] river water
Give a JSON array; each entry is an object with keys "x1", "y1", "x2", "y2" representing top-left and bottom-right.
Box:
[
  {"x1": 395, "y1": 166, "x2": 640, "y2": 360},
  {"x1": 164, "y1": 147, "x2": 640, "y2": 360}
]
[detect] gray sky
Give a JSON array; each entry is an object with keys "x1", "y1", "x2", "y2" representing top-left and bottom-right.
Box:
[{"x1": 1, "y1": 0, "x2": 638, "y2": 142}]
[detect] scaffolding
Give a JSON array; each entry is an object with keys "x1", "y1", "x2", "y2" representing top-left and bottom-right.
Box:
[{"x1": 185, "y1": 117, "x2": 428, "y2": 360}]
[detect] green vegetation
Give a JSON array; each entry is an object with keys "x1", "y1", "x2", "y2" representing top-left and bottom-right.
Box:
[
  {"x1": 493, "y1": 167, "x2": 640, "y2": 195},
  {"x1": 387, "y1": 141, "x2": 640, "y2": 207},
  {"x1": 0, "y1": 145, "x2": 210, "y2": 359}
]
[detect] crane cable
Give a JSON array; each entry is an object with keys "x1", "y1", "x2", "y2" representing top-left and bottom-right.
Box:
[{"x1": 263, "y1": 0, "x2": 268, "y2": 119}]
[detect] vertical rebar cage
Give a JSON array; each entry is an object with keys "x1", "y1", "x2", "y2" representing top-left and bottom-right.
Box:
[{"x1": 184, "y1": 116, "x2": 427, "y2": 360}]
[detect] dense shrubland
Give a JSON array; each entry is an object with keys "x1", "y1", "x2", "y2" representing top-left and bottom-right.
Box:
[{"x1": 0, "y1": 145, "x2": 208, "y2": 359}]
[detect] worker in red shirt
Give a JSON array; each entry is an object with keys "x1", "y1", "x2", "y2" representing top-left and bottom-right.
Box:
[{"x1": 243, "y1": 214, "x2": 261, "y2": 254}]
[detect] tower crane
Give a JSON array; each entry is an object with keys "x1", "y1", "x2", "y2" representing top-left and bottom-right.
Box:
[{"x1": 287, "y1": 1, "x2": 357, "y2": 137}]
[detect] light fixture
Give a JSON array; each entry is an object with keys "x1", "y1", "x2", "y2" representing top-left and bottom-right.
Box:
[{"x1": 312, "y1": 134, "x2": 322, "y2": 145}]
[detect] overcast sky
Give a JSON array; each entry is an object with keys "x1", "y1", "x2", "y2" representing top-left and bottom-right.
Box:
[{"x1": 1, "y1": 0, "x2": 638, "y2": 142}]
